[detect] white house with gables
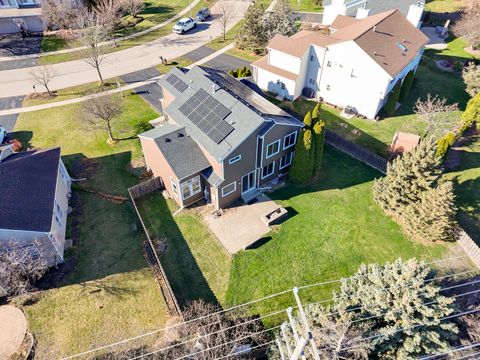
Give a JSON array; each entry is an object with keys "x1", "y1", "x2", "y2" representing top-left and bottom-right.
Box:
[{"x1": 252, "y1": 10, "x2": 429, "y2": 119}]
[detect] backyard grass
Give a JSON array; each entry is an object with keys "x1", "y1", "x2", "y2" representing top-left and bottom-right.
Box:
[
  {"x1": 12, "y1": 94, "x2": 169, "y2": 358},
  {"x1": 425, "y1": 0, "x2": 463, "y2": 12},
  {"x1": 137, "y1": 196, "x2": 231, "y2": 305},
  {"x1": 289, "y1": 0, "x2": 322, "y2": 12}
]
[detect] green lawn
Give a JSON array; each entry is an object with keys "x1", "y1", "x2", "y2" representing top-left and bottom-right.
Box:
[
  {"x1": 137, "y1": 195, "x2": 232, "y2": 305},
  {"x1": 290, "y1": 0, "x2": 322, "y2": 12},
  {"x1": 425, "y1": 0, "x2": 463, "y2": 12},
  {"x1": 446, "y1": 133, "x2": 480, "y2": 244},
  {"x1": 13, "y1": 94, "x2": 169, "y2": 358}
]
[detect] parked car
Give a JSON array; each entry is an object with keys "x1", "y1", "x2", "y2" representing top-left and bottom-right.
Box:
[
  {"x1": 0, "y1": 127, "x2": 6, "y2": 144},
  {"x1": 172, "y1": 18, "x2": 196, "y2": 34},
  {"x1": 195, "y1": 7, "x2": 211, "y2": 22}
]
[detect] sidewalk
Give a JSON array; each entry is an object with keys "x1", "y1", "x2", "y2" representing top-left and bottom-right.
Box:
[
  {"x1": 0, "y1": 43, "x2": 236, "y2": 116},
  {"x1": 0, "y1": 0, "x2": 201, "y2": 62}
]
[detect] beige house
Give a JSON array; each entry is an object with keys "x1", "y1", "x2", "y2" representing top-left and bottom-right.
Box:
[
  {"x1": 0, "y1": 146, "x2": 71, "y2": 266},
  {"x1": 139, "y1": 66, "x2": 304, "y2": 210}
]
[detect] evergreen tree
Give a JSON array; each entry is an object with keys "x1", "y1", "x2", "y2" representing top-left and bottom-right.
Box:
[
  {"x1": 311, "y1": 102, "x2": 321, "y2": 123},
  {"x1": 289, "y1": 129, "x2": 315, "y2": 184},
  {"x1": 401, "y1": 181, "x2": 457, "y2": 243},
  {"x1": 373, "y1": 138, "x2": 442, "y2": 215},
  {"x1": 461, "y1": 92, "x2": 480, "y2": 132},
  {"x1": 312, "y1": 120, "x2": 325, "y2": 174},
  {"x1": 235, "y1": 4, "x2": 267, "y2": 51},
  {"x1": 399, "y1": 70, "x2": 415, "y2": 103},
  {"x1": 334, "y1": 259, "x2": 458, "y2": 359},
  {"x1": 263, "y1": 0, "x2": 297, "y2": 40},
  {"x1": 303, "y1": 110, "x2": 313, "y2": 128},
  {"x1": 384, "y1": 81, "x2": 402, "y2": 116}
]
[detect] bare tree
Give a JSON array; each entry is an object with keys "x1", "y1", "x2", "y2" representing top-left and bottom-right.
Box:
[
  {"x1": 80, "y1": 96, "x2": 123, "y2": 143},
  {"x1": 414, "y1": 94, "x2": 459, "y2": 137},
  {"x1": 29, "y1": 65, "x2": 56, "y2": 97},
  {"x1": 0, "y1": 240, "x2": 49, "y2": 296},
  {"x1": 462, "y1": 62, "x2": 480, "y2": 98},
  {"x1": 96, "y1": 0, "x2": 122, "y2": 47},
  {"x1": 76, "y1": 9, "x2": 108, "y2": 84},
  {"x1": 120, "y1": 0, "x2": 144, "y2": 18},
  {"x1": 216, "y1": 1, "x2": 233, "y2": 41},
  {"x1": 452, "y1": 1, "x2": 480, "y2": 50},
  {"x1": 42, "y1": 0, "x2": 85, "y2": 31}
]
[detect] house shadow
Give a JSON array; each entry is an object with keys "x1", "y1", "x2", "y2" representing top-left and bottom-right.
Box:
[
  {"x1": 136, "y1": 193, "x2": 218, "y2": 307},
  {"x1": 141, "y1": 4, "x2": 174, "y2": 19}
]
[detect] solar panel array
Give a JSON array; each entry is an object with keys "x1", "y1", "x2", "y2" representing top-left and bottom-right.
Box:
[
  {"x1": 178, "y1": 89, "x2": 233, "y2": 144},
  {"x1": 165, "y1": 74, "x2": 188, "y2": 92}
]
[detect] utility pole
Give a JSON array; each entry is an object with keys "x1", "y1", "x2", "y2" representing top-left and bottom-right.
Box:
[{"x1": 293, "y1": 287, "x2": 321, "y2": 360}]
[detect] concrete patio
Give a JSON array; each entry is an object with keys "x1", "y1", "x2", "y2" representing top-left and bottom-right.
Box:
[{"x1": 203, "y1": 193, "x2": 283, "y2": 253}]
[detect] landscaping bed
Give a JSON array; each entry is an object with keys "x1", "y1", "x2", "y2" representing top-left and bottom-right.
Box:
[{"x1": 11, "y1": 94, "x2": 169, "y2": 358}]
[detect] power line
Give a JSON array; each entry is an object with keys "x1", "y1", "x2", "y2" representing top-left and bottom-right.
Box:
[
  {"x1": 452, "y1": 351, "x2": 480, "y2": 360},
  {"x1": 419, "y1": 341, "x2": 480, "y2": 360},
  {"x1": 61, "y1": 254, "x2": 470, "y2": 359},
  {"x1": 214, "y1": 340, "x2": 276, "y2": 360}
]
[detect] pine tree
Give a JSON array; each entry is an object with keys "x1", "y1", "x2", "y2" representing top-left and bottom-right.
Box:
[
  {"x1": 399, "y1": 70, "x2": 415, "y2": 103},
  {"x1": 303, "y1": 110, "x2": 313, "y2": 128},
  {"x1": 384, "y1": 81, "x2": 402, "y2": 116},
  {"x1": 334, "y1": 259, "x2": 458, "y2": 359},
  {"x1": 312, "y1": 102, "x2": 321, "y2": 123},
  {"x1": 401, "y1": 181, "x2": 457, "y2": 243},
  {"x1": 289, "y1": 129, "x2": 315, "y2": 184},
  {"x1": 461, "y1": 92, "x2": 480, "y2": 132},
  {"x1": 263, "y1": 0, "x2": 297, "y2": 40},
  {"x1": 235, "y1": 4, "x2": 267, "y2": 51},
  {"x1": 373, "y1": 138, "x2": 442, "y2": 215},
  {"x1": 312, "y1": 120, "x2": 325, "y2": 174}
]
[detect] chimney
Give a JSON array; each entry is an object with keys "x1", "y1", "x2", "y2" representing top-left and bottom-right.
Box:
[
  {"x1": 356, "y1": 7, "x2": 370, "y2": 20},
  {"x1": 407, "y1": 2, "x2": 425, "y2": 28},
  {"x1": 212, "y1": 84, "x2": 220, "y2": 94}
]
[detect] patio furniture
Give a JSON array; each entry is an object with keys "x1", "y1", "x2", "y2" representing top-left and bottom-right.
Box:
[{"x1": 261, "y1": 207, "x2": 288, "y2": 226}]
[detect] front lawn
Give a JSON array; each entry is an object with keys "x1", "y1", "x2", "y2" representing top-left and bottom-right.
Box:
[{"x1": 13, "y1": 94, "x2": 170, "y2": 358}]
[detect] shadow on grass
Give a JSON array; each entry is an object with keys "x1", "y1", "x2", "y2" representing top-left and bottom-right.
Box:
[
  {"x1": 136, "y1": 193, "x2": 218, "y2": 307},
  {"x1": 11, "y1": 130, "x2": 33, "y2": 149}
]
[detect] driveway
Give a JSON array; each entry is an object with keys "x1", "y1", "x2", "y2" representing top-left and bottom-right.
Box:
[
  {"x1": 0, "y1": 0, "x2": 251, "y2": 98},
  {"x1": 0, "y1": 95, "x2": 25, "y2": 132},
  {"x1": 120, "y1": 67, "x2": 163, "y2": 113},
  {"x1": 203, "y1": 193, "x2": 282, "y2": 253}
]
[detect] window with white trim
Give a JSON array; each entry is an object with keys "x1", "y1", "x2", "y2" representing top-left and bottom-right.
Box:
[
  {"x1": 309, "y1": 78, "x2": 315, "y2": 85},
  {"x1": 266, "y1": 140, "x2": 280, "y2": 158},
  {"x1": 351, "y1": 68, "x2": 358, "y2": 78},
  {"x1": 59, "y1": 162, "x2": 69, "y2": 187},
  {"x1": 280, "y1": 152, "x2": 293, "y2": 169},
  {"x1": 327, "y1": 61, "x2": 332, "y2": 67},
  {"x1": 310, "y1": 55, "x2": 315, "y2": 62},
  {"x1": 262, "y1": 162, "x2": 275, "y2": 179},
  {"x1": 283, "y1": 132, "x2": 297, "y2": 150},
  {"x1": 56, "y1": 203, "x2": 63, "y2": 220},
  {"x1": 228, "y1": 155, "x2": 241, "y2": 165},
  {"x1": 170, "y1": 177, "x2": 178, "y2": 197},
  {"x1": 326, "y1": 84, "x2": 331, "y2": 91},
  {"x1": 181, "y1": 176, "x2": 201, "y2": 200},
  {"x1": 221, "y1": 182, "x2": 236, "y2": 197}
]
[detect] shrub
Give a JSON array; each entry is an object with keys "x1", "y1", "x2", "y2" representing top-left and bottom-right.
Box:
[
  {"x1": 228, "y1": 67, "x2": 252, "y2": 78},
  {"x1": 436, "y1": 132, "x2": 456, "y2": 158},
  {"x1": 399, "y1": 70, "x2": 414, "y2": 103},
  {"x1": 384, "y1": 81, "x2": 402, "y2": 116},
  {"x1": 289, "y1": 129, "x2": 315, "y2": 184}
]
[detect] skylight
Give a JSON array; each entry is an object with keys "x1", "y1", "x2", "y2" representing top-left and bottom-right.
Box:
[{"x1": 396, "y1": 41, "x2": 408, "y2": 52}]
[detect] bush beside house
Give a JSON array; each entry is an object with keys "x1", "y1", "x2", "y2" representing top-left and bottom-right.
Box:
[{"x1": 384, "y1": 81, "x2": 402, "y2": 116}]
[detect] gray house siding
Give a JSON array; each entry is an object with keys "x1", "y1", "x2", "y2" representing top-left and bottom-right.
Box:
[{"x1": 259, "y1": 124, "x2": 299, "y2": 186}]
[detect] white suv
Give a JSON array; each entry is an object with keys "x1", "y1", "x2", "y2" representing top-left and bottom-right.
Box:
[
  {"x1": 0, "y1": 127, "x2": 6, "y2": 144},
  {"x1": 172, "y1": 18, "x2": 196, "y2": 34}
]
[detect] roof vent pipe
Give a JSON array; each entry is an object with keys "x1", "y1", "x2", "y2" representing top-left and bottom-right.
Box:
[{"x1": 373, "y1": 25, "x2": 376, "y2": 32}]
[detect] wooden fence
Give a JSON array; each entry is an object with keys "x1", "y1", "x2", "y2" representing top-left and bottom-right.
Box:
[
  {"x1": 128, "y1": 177, "x2": 182, "y2": 317},
  {"x1": 458, "y1": 230, "x2": 480, "y2": 269},
  {"x1": 325, "y1": 129, "x2": 388, "y2": 174}
]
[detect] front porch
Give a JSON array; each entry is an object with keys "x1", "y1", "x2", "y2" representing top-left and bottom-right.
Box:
[{"x1": 203, "y1": 193, "x2": 285, "y2": 254}]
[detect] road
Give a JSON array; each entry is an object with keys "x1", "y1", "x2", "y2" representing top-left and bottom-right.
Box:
[{"x1": 0, "y1": 0, "x2": 250, "y2": 98}]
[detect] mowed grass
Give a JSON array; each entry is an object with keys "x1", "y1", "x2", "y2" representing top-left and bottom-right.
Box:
[
  {"x1": 425, "y1": 0, "x2": 463, "y2": 12},
  {"x1": 225, "y1": 147, "x2": 448, "y2": 315},
  {"x1": 137, "y1": 195, "x2": 231, "y2": 305},
  {"x1": 13, "y1": 94, "x2": 169, "y2": 358}
]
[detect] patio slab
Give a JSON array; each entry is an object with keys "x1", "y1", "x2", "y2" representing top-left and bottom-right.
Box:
[{"x1": 203, "y1": 193, "x2": 282, "y2": 253}]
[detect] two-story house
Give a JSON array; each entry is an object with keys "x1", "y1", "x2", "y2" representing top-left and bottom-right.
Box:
[
  {"x1": 139, "y1": 66, "x2": 304, "y2": 210},
  {"x1": 0, "y1": 146, "x2": 71, "y2": 266},
  {"x1": 252, "y1": 9, "x2": 429, "y2": 119},
  {"x1": 0, "y1": 0, "x2": 42, "y2": 34}
]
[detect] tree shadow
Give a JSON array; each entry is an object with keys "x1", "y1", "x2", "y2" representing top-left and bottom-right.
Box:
[
  {"x1": 136, "y1": 193, "x2": 218, "y2": 307},
  {"x1": 141, "y1": 4, "x2": 174, "y2": 18},
  {"x1": 79, "y1": 279, "x2": 138, "y2": 298},
  {"x1": 10, "y1": 130, "x2": 33, "y2": 149}
]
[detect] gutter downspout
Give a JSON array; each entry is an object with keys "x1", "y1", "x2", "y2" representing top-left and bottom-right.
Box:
[{"x1": 316, "y1": 47, "x2": 329, "y2": 100}]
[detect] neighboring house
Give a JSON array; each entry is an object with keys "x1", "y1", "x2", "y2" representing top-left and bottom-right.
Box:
[
  {"x1": 139, "y1": 66, "x2": 304, "y2": 210},
  {"x1": 322, "y1": 0, "x2": 424, "y2": 28},
  {"x1": 0, "y1": 0, "x2": 42, "y2": 34},
  {"x1": 252, "y1": 10, "x2": 429, "y2": 119},
  {"x1": 0, "y1": 146, "x2": 71, "y2": 266}
]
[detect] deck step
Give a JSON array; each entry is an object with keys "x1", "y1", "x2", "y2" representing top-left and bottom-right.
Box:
[{"x1": 241, "y1": 190, "x2": 261, "y2": 204}]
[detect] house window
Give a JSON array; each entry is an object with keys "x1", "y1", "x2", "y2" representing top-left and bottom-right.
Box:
[
  {"x1": 56, "y1": 203, "x2": 63, "y2": 220},
  {"x1": 326, "y1": 85, "x2": 331, "y2": 91},
  {"x1": 283, "y1": 131, "x2": 297, "y2": 150},
  {"x1": 262, "y1": 162, "x2": 275, "y2": 179},
  {"x1": 351, "y1": 68, "x2": 358, "y2": 78},
  {"x1": 221, "y1": 182, "x2": 236, "y2": 197},
  {"x1": 327, "y1": 61, "x2": 332, "y2": 67},
  {"x1": 310, "y1": 55, "x2": 315, "y2": 61},
  {"x1": 170, "y1": 177, "x2": 178, "y2": 197},
  {"x1": 280, "y1": 152, "x2": 294, "y2": 169},
  {"x1": 309, "y1": 78, "x2": 315, "y2": 85},
  {"x1": 55, "y1": 215, "x2": 61, "y2": 226},
  {"x1": 229, "y1": 155, "x2": 241, "y2": 165},
  {"x1": 59, "y1": 162, "x2": 69, "y2": 187},
  {"x1": 181, "y1": 176, "x2": 201, "y2": 200},
  {"x1": 266, "y1": 140, "x2": 280, "y2": 158}
]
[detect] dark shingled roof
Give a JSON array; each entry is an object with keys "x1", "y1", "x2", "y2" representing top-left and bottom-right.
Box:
[
  {"x1": 154, "y1": 127, "x2": 211, "y2": 180},
  {"x1": 0, "y1": 148, "x2": 61, "y2": 232}
]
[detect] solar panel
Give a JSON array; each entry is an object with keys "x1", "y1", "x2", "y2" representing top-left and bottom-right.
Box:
[
  {"x1": 178, "y1": 89, "x2": 233, "y2": 144},
  {"x1": 165, "y1": 74, "x2": 188, "y2": 93}
]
